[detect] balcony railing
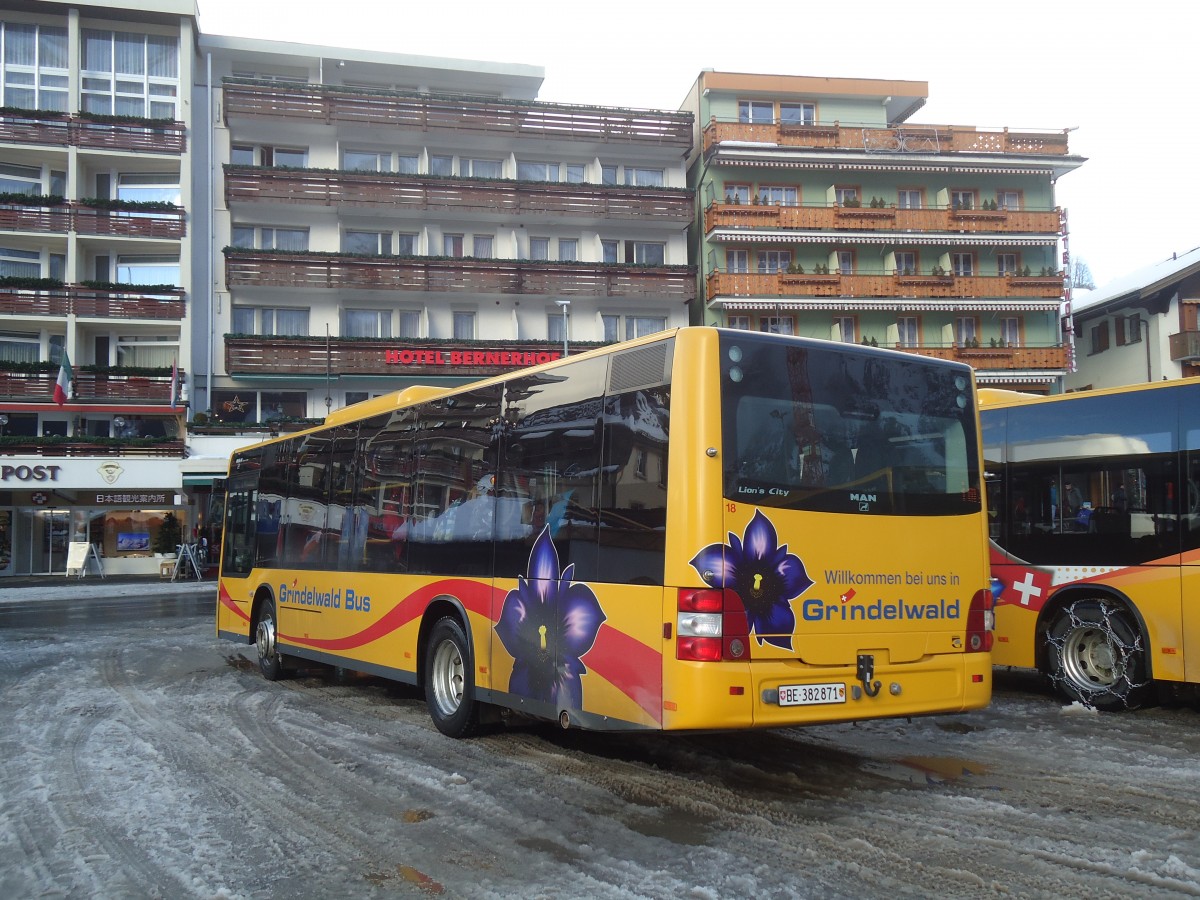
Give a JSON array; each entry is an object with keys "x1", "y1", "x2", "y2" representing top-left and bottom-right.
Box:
[
  {"x1": 0, "y1": 437, "x2": 185, "y2": 457},
  {"x1": 1169, "y1": 331, "x2": 1200, "y2": 362},
  {"x1": 223, "y1": 80, "x2": 693, "y2": 150},
  {"x1": 0, "y1": 109, "x2": 186, "y2": 153},
  {"x1": 894, "y1": 344, "x2": 1070, "y2": 371},
  {"x1": 0, "y1": 370, "x2": 183, "y2": 403},
  {"x1": 0, "y1": 285, "x2": 186, "y2": 320},
  {"x1": 225, "y1": 336, "x2": 588, "y2": 377},
  {"x1": 704, "y1": 202, "x2": 1062, "y2": 235},
  {"x1": 224, "y1": 165, "x2": 692, "y2": 222},
  {"x1": 0, "y1": 201, "x2": 185, "y2": 238},
  {"x1": 225, "y1": 250, "x2": 696, "y2": 301},
  {"x1": 707, "y1": 270, "x2": 1064, "y2": 300},
  {"x1": 703, "y1": 119, "x2": 1071, "y2": 156}
]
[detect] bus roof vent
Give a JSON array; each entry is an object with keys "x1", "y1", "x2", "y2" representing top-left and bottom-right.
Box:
[{"x1": 609, "y1": 341, "x2": 671, "y2": 393}]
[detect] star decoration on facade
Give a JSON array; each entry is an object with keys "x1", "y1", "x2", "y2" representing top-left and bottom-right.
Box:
[{"x1": 223, "y1": 396, "x2": 247, "y2": 413}]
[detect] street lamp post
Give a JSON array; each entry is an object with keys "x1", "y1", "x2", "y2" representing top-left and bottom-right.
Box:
[{"x1": 555, "y1": 300, "x2": 571, "y2": 357}]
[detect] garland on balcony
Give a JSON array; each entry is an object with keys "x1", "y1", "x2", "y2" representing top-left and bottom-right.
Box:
[
  {"x1": 0, "y1": 360, "x2": 174, "y2": 376},
  {"x1": 78, "y1": 197, "x2": 182, "y2": 212},
  {"x1": 79, "y1": 280, "x2": 183, "y2": 293},
  {"x1": 75, "y1": 110, "x2": 178, "y2": 127},
  {"x1": 0, "y1": 105, "x2": 68, "y2": 119},
  {"x1": 0, "y1": 276, "x2": 181, "y2": 293},
  {"x1": 0, "y1": 360, "x2": 57, "y2": 374},
  {"x1": 221, "y1": 246, "x2": 689, "y2": 270},
  {"x1": 0, "y1": 192, "x2": 66, "y2": 207},
  {"x1": 0, "y1": 434, "x2": 179, "y2": 449},
  {"x1": 221, "y1": 163, "x2": 691, "y2": 194},
  {"x1": 80, "y1": 364, "x2": 175, "y2": 376},
  {"x1": 0, "y1": 275, "x2": 67, "y2": 290},
  {"x1": 0, "y1": 106, "x2": 177, "y2": 127}
]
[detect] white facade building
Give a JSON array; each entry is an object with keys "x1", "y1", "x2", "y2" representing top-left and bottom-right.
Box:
[{"x1": 1066, "y1": 247, "x2": 1200, "y2": 391}]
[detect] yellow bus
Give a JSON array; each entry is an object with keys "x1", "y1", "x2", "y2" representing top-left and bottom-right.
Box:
[
  {"x1": 982, "y1": 379, "x2": 1200, "y2": 710},
  {"x1": 217, "y1": 327, "x2": 993, "y2": 737}
]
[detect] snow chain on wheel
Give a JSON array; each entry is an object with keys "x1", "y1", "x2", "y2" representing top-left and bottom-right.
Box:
[{"x1": 1045, "y1": 597, "x2": 1150, "y2": 711}]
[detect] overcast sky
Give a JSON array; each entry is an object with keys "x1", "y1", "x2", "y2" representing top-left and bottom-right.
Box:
[{"x1": 195, "y1": 0, "x2": 1199, "y2": 288}]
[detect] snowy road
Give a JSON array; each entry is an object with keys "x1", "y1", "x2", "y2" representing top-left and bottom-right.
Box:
[{"x1": 2, "y1": 596, "x2": 1199, "y2": 899}]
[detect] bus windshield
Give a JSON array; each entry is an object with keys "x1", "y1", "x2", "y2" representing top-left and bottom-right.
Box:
[{"x1": 720, "y1": 332, "x2": 980, "y2": 516}]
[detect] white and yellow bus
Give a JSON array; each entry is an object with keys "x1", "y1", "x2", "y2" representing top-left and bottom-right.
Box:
[
  {"x1": 217, "y1": 327, "x2": 993, "y2": 737},
  {"x1": 982, "y1": 380, "x2": 1200, "y2": 709}
]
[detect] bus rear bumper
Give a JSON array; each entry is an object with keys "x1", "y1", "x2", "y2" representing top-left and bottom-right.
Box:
[{"x1": 662, "y1": 655, "x2": 992, "y2": 730}]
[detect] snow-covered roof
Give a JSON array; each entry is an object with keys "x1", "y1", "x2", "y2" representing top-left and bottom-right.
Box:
[{"x1": 1073, "y1": 245, "x2": 1200, "y2": 316}]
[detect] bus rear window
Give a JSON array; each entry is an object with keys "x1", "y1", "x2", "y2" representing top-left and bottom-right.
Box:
[{"x1": 720, "y1": 333, "x2": 980, "y2": 516}]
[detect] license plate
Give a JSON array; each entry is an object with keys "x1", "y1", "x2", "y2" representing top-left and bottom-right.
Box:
[{"x1": 778, "y1": 682, "x2": 846, "y2": 706}]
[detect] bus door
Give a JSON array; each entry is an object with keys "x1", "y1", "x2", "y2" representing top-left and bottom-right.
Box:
[{"x1": 221, "y1": 469, "x2": 261, "y2": 578}]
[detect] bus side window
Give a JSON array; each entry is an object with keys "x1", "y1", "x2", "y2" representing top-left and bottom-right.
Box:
[
  {"x1": 497, "y1": 359, "x2": 608, "y2": 581},
  {"x1": 598, "y1": 386, "x2": 669, "y2": 586},
  {"x1": 255, "y1": 442, "x2": 291, "y2": 568}
]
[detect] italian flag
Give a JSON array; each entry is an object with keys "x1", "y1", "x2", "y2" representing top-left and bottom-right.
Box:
[{"x1": 53, "y1": 352, "x2": 72, "y2": 405}]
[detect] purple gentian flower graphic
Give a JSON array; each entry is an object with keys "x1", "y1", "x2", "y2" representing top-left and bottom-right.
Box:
[
  {"x1": 496, "y1": 527, "x2": 606, "y2": 709},
  {"x1": 689, "y1": 509, "x2": 813, "y2": 650}
]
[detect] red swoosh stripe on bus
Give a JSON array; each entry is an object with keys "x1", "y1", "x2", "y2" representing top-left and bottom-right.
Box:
[
  {"x1": 218, "y1": 583, "x2": 250, "y2": 623},
  {"x1": 282, "y1": 578, "x2": 501, "y2": 652},
  {"x1": 270, "y1": 577, "x2": 663, "y2": 724},
  {"x1": 586, "y1": 625, "x2": 663, "y2": 726}
]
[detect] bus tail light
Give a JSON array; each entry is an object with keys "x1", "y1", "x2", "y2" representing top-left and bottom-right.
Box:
[
  {"x1": 965, "y1": 587, "x2": 995, "y2": 653},
  {"x1": 677, "y1": 588, "x2": 748, "y2": 661}
]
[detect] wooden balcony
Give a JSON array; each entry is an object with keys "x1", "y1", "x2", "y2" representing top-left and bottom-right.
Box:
[
  {"x1": 704, "y1": 202, "x2": 1062, "y2": 235},
  {"x1": 1169, "y1": 331, "x2": 1200, "y2": 362},
  {"x1": 0, "y1": 109, "x2": 186, "y2": 153},
  {"x1": 0, "y1": 203, "x2": 70, "y2": 232},
  {"x1": 0, "y1": 437, "x2": 185, "y2": 457},
  {"x1": 0, "y1": 201, "x2": 185, "y2": 238},
  {"x1": 895, "y1": 344, "x2": 1070, "y2": 371},
  {"x1": 226, "y1": 336, "x2": 580, "y2": 377},
  {"x1": 707, "y1": 271, "x2": 1064, "y2": 300},
  {"x1": 0, "y1": 370, "x2": 181, "y2": 403},
  {"x1": 223, "y1": 80, "x2": 693, "y2": 150},
  {"x1": 0, "y1": 285, "x2": 186, "y2": 320},
  {"x1": 703, "y1": 119, "x2": 1071, "y2": 156},
  {"x1": 72, "y1": 205, "x2": 186, "y2": 238},
  {"x1": 225, "y1": 250, "x2": 696, "y2": 301},
  {"x1": 224, "y1": 165, "x2": 692, "y2": 222}
]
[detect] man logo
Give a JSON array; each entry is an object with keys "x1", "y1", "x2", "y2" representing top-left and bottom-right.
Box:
[{"x1": 850, "y1": 492, "x2": 877, "y2": 503}]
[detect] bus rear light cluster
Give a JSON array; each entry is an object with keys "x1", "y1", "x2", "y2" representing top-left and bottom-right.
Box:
[
  {"x1": 965, "y1": 587, "x2": 995, "y2": 653},
  {"x1": 676, "y1": 588, "x2": 748, "y2": 661}
]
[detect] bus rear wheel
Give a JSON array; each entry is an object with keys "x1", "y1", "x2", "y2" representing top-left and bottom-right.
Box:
[
  {"x1": 424, "y1": 617, "x2": 480, "y2": 738},
  {"x1": 1045, "y1": 598, "x2": 1149, "y2": 711},
  {"x1": 255, "y1": 597, "x2": 285, "y2": 682}
]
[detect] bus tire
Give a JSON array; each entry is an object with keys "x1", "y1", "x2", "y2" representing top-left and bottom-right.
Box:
[
  {"x1": 424, "y1": 617, "x2": 480, "y2": 738},
  {"x1": 1045, "y1": 598, "x2": 1149, "y2": 711},
  {"x1": 255, "y1": 597, "x2": 285, "y2": 682}
]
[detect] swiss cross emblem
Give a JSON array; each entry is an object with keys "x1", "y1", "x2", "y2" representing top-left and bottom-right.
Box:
[
  {"x1": 31, "y1": 492, "x2": 48, "y2": 505},
  {"x1": 993, "y1": 567, "x2": 1053, "y2": 612}
]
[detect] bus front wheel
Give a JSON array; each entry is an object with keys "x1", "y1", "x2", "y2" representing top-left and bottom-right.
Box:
[
  {"x1": 1045, "y1": 598, "x2": 1149, "y2": 711},
  {"x1": 255, "y1": 597, "x2": 285, "y2": 682},
  {"x1": 424, "y1": 617, "x2": 480, "y2": 738}
]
